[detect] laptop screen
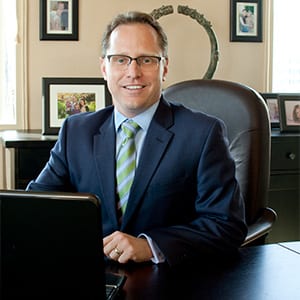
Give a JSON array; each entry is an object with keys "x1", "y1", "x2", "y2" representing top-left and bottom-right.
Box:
[{"x1": 0, "y1": 190, "x2": 106, "y2": 298}]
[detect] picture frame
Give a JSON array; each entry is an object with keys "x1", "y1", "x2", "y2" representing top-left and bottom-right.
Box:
[
  {"x1": 278, "y1": 94, "x2": 300, "y2": 133},
  {"x1": 42, "y1": 77, "x2": 112, "y2": 135},
  {"x1": 40, "y1": 0, "x2": 79, "y2": 41},
  {"x1": 230, "y1": 0, "x2": 262, "y2": 42},
  {"x1": 260, "y1": 93, "x2": 280, "y2": 128}
]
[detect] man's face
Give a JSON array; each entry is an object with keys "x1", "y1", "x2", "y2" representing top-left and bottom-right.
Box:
[
  {"x1": 57, "y1": 3, "x2": 65, "y2": 10},
  {"x1": 100, "y1": 23, "x2": 168, "y2": 118}
]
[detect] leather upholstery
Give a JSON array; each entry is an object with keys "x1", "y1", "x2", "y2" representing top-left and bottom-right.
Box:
[{"x1": 163, "y1": 79, "x2": 276, "y2": 244}]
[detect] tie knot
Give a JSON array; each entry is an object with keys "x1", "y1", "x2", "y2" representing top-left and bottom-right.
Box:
[{"x1": 121, "y1": 120, "x2": 140, "y2": 139}]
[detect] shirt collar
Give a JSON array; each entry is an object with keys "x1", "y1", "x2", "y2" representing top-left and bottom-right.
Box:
[{"x1": 114, "y1": 101, "x2": 160, "y2": 132}]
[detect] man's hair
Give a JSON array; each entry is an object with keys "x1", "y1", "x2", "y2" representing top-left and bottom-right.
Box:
[{"x1": 101, "y1": 11, "x2": 168, "y2": 57}]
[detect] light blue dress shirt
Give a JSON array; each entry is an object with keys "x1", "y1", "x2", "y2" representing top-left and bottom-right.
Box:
[{"x1": 114, "y1": 101, "x2": 159, "y2": 164}]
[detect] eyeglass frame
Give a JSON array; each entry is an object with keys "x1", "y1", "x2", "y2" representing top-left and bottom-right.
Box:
[{"x1": 105, "y1": 54, "x2": 165, "y2": 69}]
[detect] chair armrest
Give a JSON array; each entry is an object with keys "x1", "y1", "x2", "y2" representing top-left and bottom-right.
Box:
[{"x1": 241, "y1": 207, "x2": 277, "y2": 247}]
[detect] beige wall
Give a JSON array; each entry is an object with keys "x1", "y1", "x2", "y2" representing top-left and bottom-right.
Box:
[{"x1": 27, "y1": 0, "x2": 270, "y2": 129}]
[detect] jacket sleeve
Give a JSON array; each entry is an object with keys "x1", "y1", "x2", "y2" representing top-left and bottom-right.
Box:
[{"x1": 26, "y1": 118, "x2": 75, "y2": 192}]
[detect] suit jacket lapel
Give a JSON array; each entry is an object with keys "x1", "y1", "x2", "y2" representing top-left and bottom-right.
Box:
[
  {"x1": 94, "y1": 114, "x2": 119, "y2": 228},
  {"x1": 121, "y1": 99, "x2": 174, "y2": 228}
]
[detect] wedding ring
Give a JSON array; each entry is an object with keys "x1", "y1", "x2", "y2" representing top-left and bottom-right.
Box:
[{"x1": 114, "y1": 247, "x2": 122, "y2": 256}]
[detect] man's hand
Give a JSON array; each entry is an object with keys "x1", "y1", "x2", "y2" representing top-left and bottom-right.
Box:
[{"x1": 103, "y1": 231, "x2": 153, "y2": 263}]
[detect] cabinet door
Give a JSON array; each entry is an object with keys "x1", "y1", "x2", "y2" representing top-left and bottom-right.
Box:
[
  {"x1": 267, "y1": 186, "x2": 300, "y2": 243},
  {"x1": 268, "y1": 133, "x2": 300, "y2": 243},
  {"x1": 15, "y1": 147, "x2": 52, "y2": 189},
  {"x1": 271, "y1": 139, "x2": 299, "y2": 172}
]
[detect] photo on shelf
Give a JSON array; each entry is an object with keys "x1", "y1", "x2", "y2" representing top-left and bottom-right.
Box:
[
  {"x1": 260, "y1": 93, "x2": 280, "y2": 128},
  {"x1": 278, "y1": 94, "x2": 300, "y2": 132},
  {"x1": 42, "y1": 77, "x2": 112, "y2": 135}
]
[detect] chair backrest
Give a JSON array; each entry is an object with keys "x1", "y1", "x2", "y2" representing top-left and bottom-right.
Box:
[{"x1": 163, "y1": 79, "x2": 271, "y2": 225}]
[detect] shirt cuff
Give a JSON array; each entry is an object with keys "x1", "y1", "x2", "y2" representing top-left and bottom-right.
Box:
[{"x1": 138, "y1": 233, "x2": 165, "y2": 264}]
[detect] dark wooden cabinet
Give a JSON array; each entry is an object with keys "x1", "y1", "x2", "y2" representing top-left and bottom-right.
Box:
[
  {"x1": 0, "y1": 130, "x2": 57, "y2": 189},
  {"x1": 1, "y1": 130, "x2": 299, "y2": 242},
  {"x1": 266, "y1": 130, "x2": 300, "y2": 243}
]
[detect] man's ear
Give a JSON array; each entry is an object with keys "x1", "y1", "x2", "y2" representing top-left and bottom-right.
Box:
[
  {"x1": 162, "y1": 57, "x2": 169, "y2": 80},
  {"x1": 99, "y1": 57, "x2": 107, "y2": 80}
]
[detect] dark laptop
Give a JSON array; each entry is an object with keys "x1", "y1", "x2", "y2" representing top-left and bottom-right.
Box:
[{"x1": 0, "y1": 189, "x2": 126, "y2": 299}]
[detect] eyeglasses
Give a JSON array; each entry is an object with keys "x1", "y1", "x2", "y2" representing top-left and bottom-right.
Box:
[{"x1": 106, "y1": 55, "x2": 163, "y2": 70}]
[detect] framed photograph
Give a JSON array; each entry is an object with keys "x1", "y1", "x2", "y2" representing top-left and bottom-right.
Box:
[
  {"x1": 40, "y1": 0, "x2": 79, "y2": 40},
  {"x1": 230, "y1": 0, "x2": 262, "y2": 42},
  {"x1": 278, "y1": 94, "x2": 300, "y2": 132},
  {"x1": 260, "y1": 93, "x2": 280, "y2": 128},
  {"x1": 42, "y1": 77, "x2": 112, "y2": 135}
]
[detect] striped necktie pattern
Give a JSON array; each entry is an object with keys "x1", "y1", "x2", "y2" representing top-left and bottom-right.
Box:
[{"x1": 116, "y1": 120, "x2": 140, "y2": 215}]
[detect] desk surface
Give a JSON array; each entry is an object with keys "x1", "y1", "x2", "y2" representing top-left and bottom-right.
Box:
[
  {"x1": 279, "y1": 241, "x2": 300, "y2": 254},
  {"x1": 0, "y1": 130, "x2": 57, "y2": 147},
  {"x1": 107, "y1": 242, "x2": 300, "y2": 300}
]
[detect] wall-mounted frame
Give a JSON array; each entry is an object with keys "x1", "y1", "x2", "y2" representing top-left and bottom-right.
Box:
[
  {"x1": 42, "y1": 77, "x2": 112, "y2": 135},
  {"x1": 278, "y1": 94, "x2": 300, "y2": 133},
  {"x1": 260, "y1": 93, "x2": 280, "y2": 128},
  {"x1": 40, "y1": 0, "x2": 79, "y2": 40},
  {"x1": 230, "y1": 0, "x2": 262, "y2": 42}
]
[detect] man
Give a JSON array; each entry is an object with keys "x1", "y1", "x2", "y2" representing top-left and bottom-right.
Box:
[{"x1": 27, "y1": 11, "x2": 247, "y2": 266}]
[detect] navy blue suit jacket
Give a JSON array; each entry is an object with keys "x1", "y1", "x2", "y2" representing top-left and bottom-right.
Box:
[{"x1": 27, "y1": 97, "x2": 247, "y2": 265}]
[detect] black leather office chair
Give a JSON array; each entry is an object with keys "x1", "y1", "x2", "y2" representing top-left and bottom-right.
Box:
[{"x1": 163, "y1": 79, "x2": 277, "y2": 246}]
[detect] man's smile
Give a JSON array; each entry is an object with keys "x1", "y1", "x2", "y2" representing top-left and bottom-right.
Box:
[{"x1": 123, "y1": 85, "x2": 145, "y2": 90}]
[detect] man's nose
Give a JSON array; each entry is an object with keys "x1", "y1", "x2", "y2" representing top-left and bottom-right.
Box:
[{"x1": 126, "y1": 60, "x2": 142, "y2": 77}]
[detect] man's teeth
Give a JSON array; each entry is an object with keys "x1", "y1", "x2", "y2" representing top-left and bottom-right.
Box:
[{"x1": 125, "y1": 85, "x2": 143, "y2": 89}]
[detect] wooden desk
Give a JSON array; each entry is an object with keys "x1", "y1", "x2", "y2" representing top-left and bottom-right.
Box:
[{"x1": 107, "y1": 243, "x2": 300, "y2": 300}]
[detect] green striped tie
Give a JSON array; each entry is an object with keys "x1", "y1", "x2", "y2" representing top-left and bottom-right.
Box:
[{"x1": 116, "y1": 120, "x2": 140, "y2": 215}]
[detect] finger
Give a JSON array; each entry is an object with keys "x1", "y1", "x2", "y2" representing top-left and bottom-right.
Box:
[
  {"x1": 103, "y1": 231, "x2": 122, "y2": 246},
  {"x1": 103, "y1": 234, "x2": 114, "y2": 247},
  {"x1": 113, "y1": 246, "x2": 123, "y2": 256},
  {"x1": 117, "y1": 251, "x2": 130, "y2": 264},
  {"x1": 109, "y1": 250, "x2": 119, "y2": 260},
  {"x1": 103, "y1": 242, "x2": 115, "y2": 257},
  {"x1": 109, "y1": 247, "x2": 124, "y2": 261}
]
